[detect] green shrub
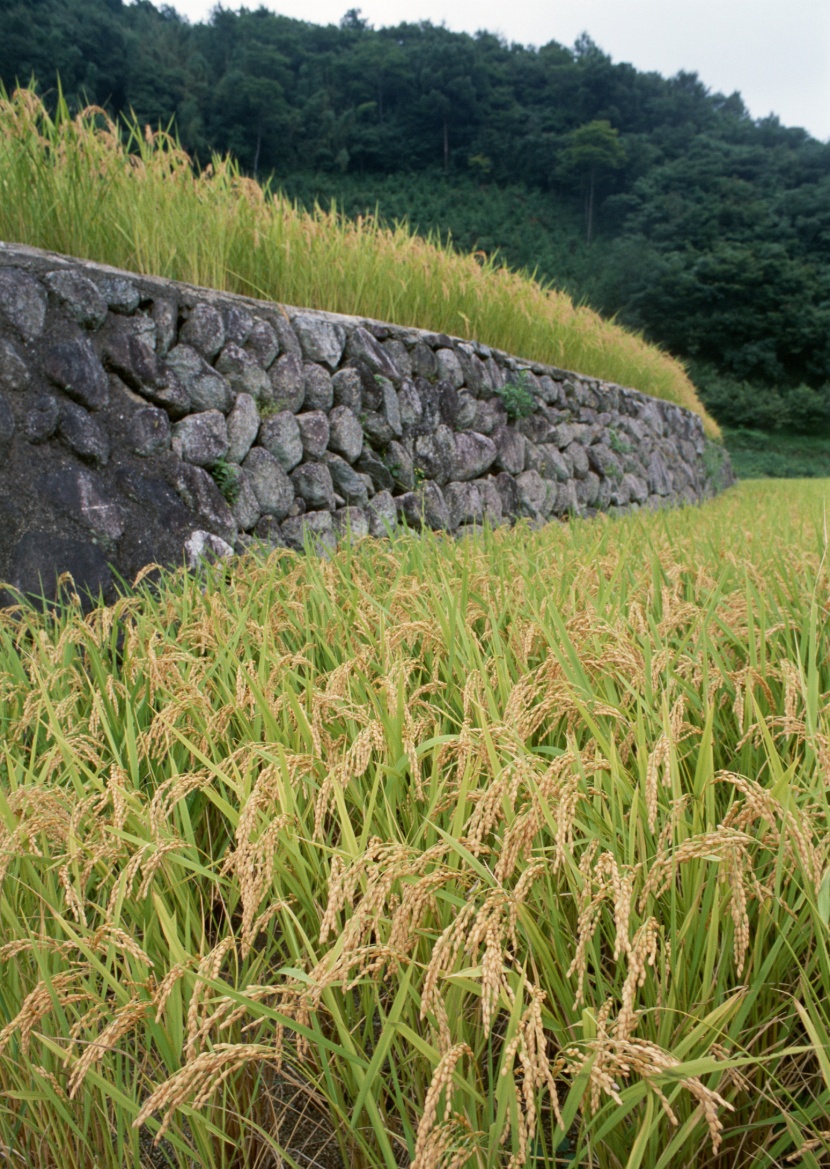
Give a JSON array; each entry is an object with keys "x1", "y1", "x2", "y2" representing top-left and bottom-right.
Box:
[
  {"x1": 723, "y1": 427, "x2": 830, "y2": 478},
  {"x1": 494, "y1": 371, "x2": 536, "y2": 420},
  {"x1": 692, "y1": 361, "x2": 830, "y2": 435}
]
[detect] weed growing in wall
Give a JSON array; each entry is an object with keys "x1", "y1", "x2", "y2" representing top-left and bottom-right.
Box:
[
  {"x1": 210, "y1": 458, "x2": 241, "y2": 505},
  {"x1": 494, "y1": 371, "x2": 536, "y2": 420},
  {"x1": 608, "y1": 426, "x2": 632, "y2": 454}
]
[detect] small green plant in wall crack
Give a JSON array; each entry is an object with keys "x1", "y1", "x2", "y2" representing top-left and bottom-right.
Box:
[
  {"x1": 494, "y1": 371, "x2": 536, "y2": 420},
  {"x1": 608, "y1": 427, "x2": 632, "y2": 454},
  {"x1": 210, "y1": 458, "x2": 242, "y2": 505},
  {"x1": 607, "y1": 461, "x2": 624, "y2": 483}
]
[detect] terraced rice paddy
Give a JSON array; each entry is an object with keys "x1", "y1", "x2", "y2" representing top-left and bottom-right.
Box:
[
  {"x1": 0, "y1": 87, "x2": 718, "y2": 438},
  {"x1": 0, "y1": 479, "x2": 829, "y2": 1168}
]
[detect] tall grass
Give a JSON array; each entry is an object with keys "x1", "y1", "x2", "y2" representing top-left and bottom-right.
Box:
[
  {"x1": 0, "y1": 86, "x2": 719, "y2": 439},
  {"x1": 0, "y1": 480, "x2": 828, "y2": 1167}
]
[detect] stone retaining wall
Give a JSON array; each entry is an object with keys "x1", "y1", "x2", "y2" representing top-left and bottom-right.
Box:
[{"x1": 0, "y1": 242, "x2": 733, "y2": 606}]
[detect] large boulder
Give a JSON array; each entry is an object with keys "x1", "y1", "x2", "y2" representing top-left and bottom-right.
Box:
[
  {"x1": 451, "y1": 432, "x2": 497, "y2": 481},
  {"x1": 258, "y1": 410, "x2": 303, "y2": 471},
  {"x1": 292, "y1": 316, "x2": 346, "y2": 369},
  {"x1": 397, "y1": 482, "x2": 450, "y2": 530},
  {"x1": 171, "y1": 410, "x2": 229, "y2": 468},
  {"x1": 166, "y1": 345, "x2": 231, "y2": 413},
  {"x1": 215, "y1": 343, "x2": 271, "y2": 401},
  {"x1": 225, "y1": 393, "x2": 260, "y2": 464},
  {"x1": 241, "y1": 448, "x2": 294, "y2": 519}
]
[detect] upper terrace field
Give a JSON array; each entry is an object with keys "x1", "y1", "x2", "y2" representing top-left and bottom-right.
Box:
[{"x1": 0, "y1": 88, "x2": 719, "y2": 441}]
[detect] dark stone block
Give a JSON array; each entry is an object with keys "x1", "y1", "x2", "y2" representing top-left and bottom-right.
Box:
[
  {"x1": 410, "y1": 342, "x2": 437, "y2": 380},
  {"x1": 0, "y1": 270, "x2": 47, "y2": 340},
  {"x1": 97, "y1": 276, "x2": 140, "y2": 313},
  {"x1": 290, "y1": 461, "x2": 335, "y2": 510},
  {"x1": 383, "y1": 440, "x2": 415, "y2": 491},
  {"x1": 514, "y1": 413, "x2": 553, "y2": 445},
  {"x1": 439, "y1": 381, "x2": 465, "y2": 427},
  {"x1": 345, "y1": 327, "x2": 401, "y2": 383},
  {"x1": 451, "y1": 431, "x2": 497, "y2": 481},
  {"x1": 331, "y1": 368, "x2": 363, "y2": 412},
  {"x1": 244, "y1": 318, "x2": 279, "y2": 368},
  {"x1": 44, "y1": 270, "x2": 108, "y2": 329},
  {"x1": 0, "y1": 392, "x2": 14, "y2": 455},
  {"x1": 361, "y1": 410, "x2": 395, "y2": 448},
  {"x1": 397, "y1": 482, "x2": 449, "y2": 530},
  {"x1": 41, "y1": 467, "x2": 125, "y2": 543},
  {"x1": 343, "y1": 359, "x2": 383, "y2": 410},
  {"x1": 171, "y1": 409, "x2": 229, "y2": 468},
  {"x1": 0, "y1": 337, "x2": 31, "y2": 393},
  {"x1": 254, "y1": 515, "x2": 287, "y2": 546},
  {"x1": 130, "y1": 406, "x2": 171, "y2": 457},
  {"x1": 413, "y1": 425, "x2": 455, "y2": 486},
  {"x1": 493, "y1": 471, "x2": 520, "y2": 518},
  {"x1": 25, "y1": 394, "x2": 60, "y2": 444},
  {"x1": 171, "y1": 462, "x2": 237, "y2": 542},
  {"x1": 114, "y1": 467, "x2": 191, "y2": 524},
  {"x1": 267, "y1": 352, "x2": 306, "y2": 413},
  {"x1": 103, "y1": 329, "x2": 164, "y2": 389},
  {"x1": 323, "y1": 452, "x2": 370, "y2": 505},
  {"x1": 104, "y1": 330, "x2": 190, "y2": 416},
  {"x1": 356, "y1": 448, "x2": 394, "y2": 492},
  {"x1": 43, "y1": 337, "x2": 109, "y2": 410},
  {"x1": 272, "y1": 317, "x2": 301, "y2": 357},
  {"x1": 152, "y1": 298, "x2": 178, "y2": 356},
  {"x1": 587, "y1": 443, "x2": 621, "y2": 478},
  {"x1": 8, "y1": 530, "x2": 113, "y2": 608},
  {"x1": 493, "y1": 425, "x2": 526, "y2": 474},
  {"x1": 215, "y1": 342, "x2": 270, "y2": 400},
  {"x1": 57, "y1": 400, "x2": 110, "y2": 467},
  {"x1": 241, "y1": 448, "x2": 294, "y2": 520},
  {"x1": 327, "y1": 405, "x2": 363, "y2": 462},
  {"x1": 413, "y1": 377, "x2": 441, "y2": 431},
  {"x1": 280, "y1": 510, "x2": 337, "y2": 553},
  {"x1": 224, "y1": 304, "x2": 254, "y2": 346}
]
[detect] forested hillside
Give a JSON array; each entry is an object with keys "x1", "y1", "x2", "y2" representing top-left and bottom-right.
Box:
[{"x1": 4, "y1": 0, "x2": 830, "y2": 450}]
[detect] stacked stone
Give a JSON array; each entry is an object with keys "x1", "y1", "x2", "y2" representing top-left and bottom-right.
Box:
[{"x1": 0, "y1": 245, "x2": 732, "y2": 602}]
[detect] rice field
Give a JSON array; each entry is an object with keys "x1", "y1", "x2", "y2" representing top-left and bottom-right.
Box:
[
  {"x1": 0, "y1": 479, "x2": 828, "y2": 1168},
  {"x1": 0, "y1": 86, "x2": 718, "y2": 439}
]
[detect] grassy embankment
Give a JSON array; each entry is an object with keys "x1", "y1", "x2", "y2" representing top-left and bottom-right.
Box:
[
  {"x1": 723, "y1": 429, "x2": 830, "y2": 480},
  {"x1": 0, "y1": 87, "x2": 719, "y2": 440},
  {"x1": 1, "y1": 480, "x2": 830, "y2": 1168}
]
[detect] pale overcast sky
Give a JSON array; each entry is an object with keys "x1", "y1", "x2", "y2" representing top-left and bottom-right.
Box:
[{"x1": 162, "y1": 0, "x2": 830, "y2": 142}]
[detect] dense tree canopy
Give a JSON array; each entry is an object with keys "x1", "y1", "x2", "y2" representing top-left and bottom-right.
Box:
[{"x1": 3, "y1": 0, "x2": 830, "y2": 432}]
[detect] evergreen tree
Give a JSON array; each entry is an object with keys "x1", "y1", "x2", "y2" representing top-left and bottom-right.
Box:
[{"x1": 557, "y1": 119, "x2": 627, "y2": 243}]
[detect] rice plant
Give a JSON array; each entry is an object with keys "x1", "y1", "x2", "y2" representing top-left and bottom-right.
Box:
[
  {"x1": 0, "y1": 85, "x2": 718, "y2": 438},
  {"x1": 0, "y1": 480, "x2": 828, "y2": 1167}
]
